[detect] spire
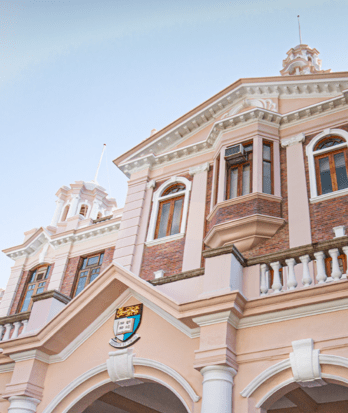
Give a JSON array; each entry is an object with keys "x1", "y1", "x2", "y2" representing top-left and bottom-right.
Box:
[{"x1": 297, "y1": 15, "x2": 302, "y2": 45}]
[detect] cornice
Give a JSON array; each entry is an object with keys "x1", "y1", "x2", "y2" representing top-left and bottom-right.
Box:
[
  {"x1": 118, "y1": 89, "x2": 348, "y2": 178},
  {"x1": 32, "y1": 290, "x2": 71, "y2": 305}
]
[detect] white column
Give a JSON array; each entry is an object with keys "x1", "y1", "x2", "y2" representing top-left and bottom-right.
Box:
[
  {"x1": 300, "y1": 255, "x2": 312, "y2": 287},
  {"x1": 8, "y1": 396, "x2": 40, "y2": 413},
  {"x1": 201, "y1": 366, "x2": 236, "y2": 413},
  {"x1": 12, "y1": 321, "x2": 22, "y2": 339},
  {"x1": 50, "y1": 198, "x2": 65, "y2": 227},
  {"x1": 285, "y1": 258, "x2": 297, "y2": 290},
  {"x1": 270, "y1": 261, "x2": 282, "y2": 293},
  {"x1": 20, "y1": 320, "x2": 28, "y2": 336},
  {"x1": 342, "y1": 246, "x2": 348, "y2": 279},
  {"x1": 90, "y1": 199, "x2": 101, "y2": 220},
  {"x1": 3, "y1": 323, "x2": 12, "y2": 341},
  {"x1": 260, "y1": 264, "x2": 269, "y2": 296},
  {"x1": 329, "y1": 248, "x2": 342, "y2": 281},
  {"x1": 314, "y1": 251, "x2": 327, "y2": 284},
  {"x1": 217, "y1": 146, "x2": 227, "y2": 203},
  {"x1": 67, "y1": 195, "x2": 80, "y2": 218}
]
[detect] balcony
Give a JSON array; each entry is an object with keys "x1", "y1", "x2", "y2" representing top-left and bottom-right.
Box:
[{"x1": 0, "y1": 312, "x2": 30, "y2": 342}]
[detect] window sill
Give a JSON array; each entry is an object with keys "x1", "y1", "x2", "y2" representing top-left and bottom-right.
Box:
[
  {"x1": 145, "y1": 233, "x2": 185, "y2": 247},
  {"x1": 310, "y1": 188, "x2": 348, "y2": 203}
]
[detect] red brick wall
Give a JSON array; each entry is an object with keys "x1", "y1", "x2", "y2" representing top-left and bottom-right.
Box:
[
  {"x1": 139, "y1": 174, "x2": 192, "y2": 280},
  {"x1": 303, "y1": 126, "x2": 348, "y2": 243},
  {"x1": 10, "y1": 263, "x2": 55, "y2": 315},
  {"x1": 60, "y1": 247, "x2": 115, "y2": 297}
]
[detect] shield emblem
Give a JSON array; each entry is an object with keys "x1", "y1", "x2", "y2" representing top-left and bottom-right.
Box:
[{"x1": 109, "y1": 304, "x2": 143, "y2": 349}]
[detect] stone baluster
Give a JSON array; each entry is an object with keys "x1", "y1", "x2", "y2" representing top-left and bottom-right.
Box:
[
  {"x1": 2, "y1": 323, "x2": 12, "y2": 341},
  {"x1": 342, "y1": 246, "x2": 348, "y2": 279},
  {"x1": 260, "y1": 264, "x2": 269, "y2": 296},
  {"x1": 12, "y1": 321, "x2": 22, "y2": 340},
  {"x1": 329, "y1": 249, "x2": 342, "y2": 281},
  {"x1": 20, "y1": 320, "x2": 28, "y2": 337},
  {"x1": 0, "y1": 325, "x2": 5, "y2": 341},
  {"x1": 314, "y1": 251, "x2": 327, "y2": 284},
  {"x1": 270, "y1": 261, "x2": 282, "y2": 293},
  {"x1": 285, "y1": 258, "x2": 297, "y2": 290},
  {"x1": 300, "y1": 255, "x2": 312, "y2": 287}
]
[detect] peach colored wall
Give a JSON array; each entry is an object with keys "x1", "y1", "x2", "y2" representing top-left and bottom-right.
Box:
[
  {"x1": 156, "y1": 276, "x2": 204, "y2": 303},
  {"x1": 182, "y1": 169, "x2": 208, "y2": 271},
  {"x1": 279, "y1": 97, "x2": 337, "y2": 114},
  {"x1": 26, "y1": 297, "x2": 67, "y2": 333},
  {"x1": 0, "y1": 371, "x2": 12, "y2": 413},
  {"x1": 242, "y1": 265, "x2": 260, "y2": 299},
  {"x1": 286, "y1": 142, "x2": 312, "y2": 248}
]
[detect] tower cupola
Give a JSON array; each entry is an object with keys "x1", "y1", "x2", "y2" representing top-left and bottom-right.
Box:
[{"x1": 280, "y1": 44, "x2": 331, "y2": 76}]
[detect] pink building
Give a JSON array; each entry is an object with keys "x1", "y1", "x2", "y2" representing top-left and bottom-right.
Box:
[{"x1": 1, "y1": 44, "x2": 348, "y2": 413}]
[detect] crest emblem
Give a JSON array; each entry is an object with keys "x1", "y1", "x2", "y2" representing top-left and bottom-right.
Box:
[{"x1": 109, "y1": 304, "x2": 143, "y2": 349}]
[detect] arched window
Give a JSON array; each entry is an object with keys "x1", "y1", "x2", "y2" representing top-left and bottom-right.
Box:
[
  {"x1": 19, "y1": 265, "x2": 52, "y2": 313},
  {"x1": 79, "y1": 204, "x2": 88, "y2": 217},
  {"x1": 146, "y1": 177, "x2": 192, "y2": 244},
  {"x1": 96, "y1": 212, "x2": 103, "y2": 220},
  {"x1": 306, "y1": 129, "x2": 348, "y2": 199},
  {"x1": 61, "y1": 204, "x2": 70, "y2": 222}
]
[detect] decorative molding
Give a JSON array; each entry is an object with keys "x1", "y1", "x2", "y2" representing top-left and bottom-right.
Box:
[
  {"x1": 154, "y1": 270, "x2": 165, "y2": 279},
  {"x1": 202, "y1": 244, "x2": 246, "y2": 266},
  {"x1": 333, "y1": 226, "x2": 346, "y2": 238},
  {"x1": 310, "y1": 187, "x2": 348, "y2": 203},
  {"x1": 221, "y1": 98, "x2": 277, "y2": 118},
  {"x1": 0, "y1": 312, "x2": 30, "y2": 326},
  {"x1": 146, "y1": 180, "x2": 156, "y2": 189},
  {"x1": 193, "y1": 310, "x2": 240, "y2": 329},
  {"x1": 189, "y1": 162, "x2": 210, "y2": 176},
  {"x1": 319, "y1": 354, "x2": 348, "y2": 369},
  {"x1": 0, "y1": 363, "x2": 15, "y2": 373},
  {"x1": 255, "y1": 378, "x2": 295, "y2": 408},
  {"x1": 240, "y1": 359, "x2": 291, "y2": 398},
  {"x1": 145, "y1": 233, "x2": 185, "y2": 247},
  {"x1": 8, "y1": 396, "x2": 41, "y2": 413},
  {"x1": 32, "y1": 290, "x2": 71, "y2": 305},
  {"x1": 290, "y1": 339, "x2": 324, "y2": 387},
  {"x1": 281, "y1": 133, "x2": 305, "y2": 148},
  {"x1": 10, "y1": 349, "x2": 50, "y2": 364},
  {"x1": 106, "y1": 349, "x2": 134, "y2": 382}
]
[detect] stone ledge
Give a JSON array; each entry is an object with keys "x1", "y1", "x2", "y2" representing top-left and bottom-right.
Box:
[
  {"x1": 0, "y1": 311, "x2": 30, "y2": 325},
  {"x1": 32, "y1": 290, "x2": 71, "y2": 305},
  {"x1": 203, "y1": 244, "x2": 246, "y2": 267},
  {"x1": 149, "y1": 268, "x2": 204, "y2": 285}
]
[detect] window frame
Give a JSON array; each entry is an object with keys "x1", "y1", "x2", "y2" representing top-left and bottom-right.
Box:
[
  {"x1": 262, "y1": 140, "x2": 274, "y2": 195},
  {"x1": 18, "y1": 265, "x2": 52, "y2": 313},
  {"x1": 306, "y1": 128, "x2": 348, "y2": 200},
  {"x1": 146, "y1": 176, "x2": 192, "y2": 244},
  {"x1": 72, "y1": 251, "x2": 105, "y2": 298},
  {"x1": 154, "y1": 190, "x2": 185, "y2": 239}
]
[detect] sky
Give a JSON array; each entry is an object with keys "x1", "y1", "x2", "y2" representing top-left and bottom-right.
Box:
[{"x1": 0, "y1": 0, "x2": 348, "y2": 288}]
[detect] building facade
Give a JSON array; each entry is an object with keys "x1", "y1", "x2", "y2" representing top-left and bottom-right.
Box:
[{"x1": 1, "y1": 44, "x2": 348, "y2": 413}]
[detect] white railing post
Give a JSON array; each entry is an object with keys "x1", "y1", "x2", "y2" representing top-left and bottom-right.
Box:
[
  {"x1": 314, "y1": 251, "x2": 327, "y2": 284},
  {"x1": 12, "y1": 321, "x2": 22, "y2": 340},
  {"x1": 260, "y1": 264, "x2": 269, "y2": 296},
  {"x1": 285, "y1": 258, "x2": 297, "y2": 290},
  {"x1": 20, "y1": 320, "x2": 29, "y2": 337},
  {"x1": 329, "y1": 248, "x2": 342, "y2": 281},
  {"x1": 300, "y1": 255, "x2": 312, "y2": 287},
  {"x1": 342, "y1": 246, "x2": 348, "y2": 279},
  {"x1": 270, "y1": 261, "x2": 282, "y2": 293},
  {"x1": 3, "y1": 323, "x2": 12, "y2": 341}
]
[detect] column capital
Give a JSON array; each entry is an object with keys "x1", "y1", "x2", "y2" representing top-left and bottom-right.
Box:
[
  {"x1": 189, "y1": 162, "x2": 210, "y2": 176},
  {"x1": 281, "y1": 133, "x2": 305, "y2": 148},
  {"x1": 8, "y1": 395, "x2": 40, "y2": 413},
  {"x1": 201, "y1": 365, "x2": 237, "y2": 383}
]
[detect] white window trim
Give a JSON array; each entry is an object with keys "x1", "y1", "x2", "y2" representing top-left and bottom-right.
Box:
[
  {"x1": 306, "y1": 128, "x2": 348, "y2": 200},
  {"x1": 146, "y1": 176, "x2": 192, "y2": 243}
]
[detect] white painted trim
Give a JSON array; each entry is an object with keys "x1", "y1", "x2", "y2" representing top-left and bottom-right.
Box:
[
  {"x1": 321, "y1": 373, "x2": 348, "y2": 386},
  {"x1": 10, "y1": 349, "x2": 50, "y2": 364},
  {"x1": 0, "y1": 362, "x2": 14, "y2": 373},
  {"x1": 193, "y1": 311, "x2": 239, "y2": 329},
  {"x1": 240, "y1": 359, "x2": 291, "y2": 398},
  {"x1": 255, "y1": 378, "x2": 295, "y2": 408},
  {"x1": 305, "y1": 128, "x2": 348, "y2": 199},
  {"x1": 310, "y1": 187, "x2": 348, "y2": 203},
  {"x1": 145, "y1": 233, "x2": 184, "y2": 247},
  {"x1": 146, "y1": 176, "x2": 192, "y2": 243},
  {"x1": 319, "y1": 354, "x2": 348, "y2": 369}
]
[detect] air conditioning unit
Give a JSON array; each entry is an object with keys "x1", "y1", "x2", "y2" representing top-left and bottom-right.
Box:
[{"x1": 225, "y1": 144, "x2": 246, "y2": 165}]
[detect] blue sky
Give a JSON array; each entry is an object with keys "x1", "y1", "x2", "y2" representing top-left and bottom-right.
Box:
[{"x1": 1, "y1": 0, "x2": 348, "y2": 288}]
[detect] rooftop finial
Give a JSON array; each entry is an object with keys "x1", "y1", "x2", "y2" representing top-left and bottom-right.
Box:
[
  {"x1": 297, "y1": 15, "x2": 302, "y2": 45},
  {"x1": 93, "y1": 144, "x2": 106, "y2": 184}
]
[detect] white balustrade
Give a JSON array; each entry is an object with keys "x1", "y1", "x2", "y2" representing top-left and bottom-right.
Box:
[
  {"x1": 314, "y1": 251, "x2": 327, "y2": 284},
  {"x1": 270, "y1": 261, "x2": 282, "y2": 293},
  {"x1": 285, "y1": 258, "x2": 297, "y2": 290},
  {"x1": 260, "y1": 264, "x2": 269, "y2": 296},
  {"x1": 259, "y1": 244, "x2": 348, "y2": 296},
  {"x1": 329, "y1": 248, "x2": 342, "y2": 281},
  {"x1": 299, "y1": 255, "x2": 312, "y2": 287},
  {"x1": 0, "y1": 318, "x2": 29, "y2": 342}
]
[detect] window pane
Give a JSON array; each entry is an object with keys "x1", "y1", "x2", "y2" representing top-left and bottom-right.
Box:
[
  {"x1": 74, "y1": 273, "x2": 88, "y2": 297},
  {"x1": 21, "y1": 289, "x2": 34, "y2": 312},
  {"x1": 263, "y1": 161, "x2": 272, "y2": 194},
  {"x1": 44, "y1": 266, "x2": 51, "y2": 279},
  {"x1": 163, "y1": 184, "x2": 185, "y2": 196},
  {"x1": 29, "y1": 271, "x2": 36, "y2": 283},
  {"x1": 99, "y1": 253, "x2": 104, "y2": 265},
  {"x1": 334, "y1": 152, "x2": 348, "y2": 191},
  {"x1": 157, "y1": 202, "x2": 170, "y2": 238},
  {"x1": 36, "y1": 282, "x2": 46, "y2": 295},
  {"x1": 263, "y1": 144, "x2": 271, "y2": 161},
  {"x1": 319, "y1": 156, "x2": 333, "y2": 194},
  {"x1": 229, "y1": 168, "x2": 238, "y2": 199},
  {"x1": 82, "y1": 258, "x2": 88, "y2": 269},
  {"x1": 90, "y1": 268, "x2": 100, "y2": 283},
  {"x1": 242, "y1": 164, "x2": 251, "y2": 195},
  {"x1": 170, "y1": 199, "x2": 183, "y2": 235},
  {"x1": 87, "y1": 256, "x2": 99, "y2": 266}
]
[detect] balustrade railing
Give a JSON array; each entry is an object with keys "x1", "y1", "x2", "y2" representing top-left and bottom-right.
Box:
[
  {"x1": 0, "y1": 312, "x2": 30, "y2": 342},
  {"x1": 260, "y1": 246, "x2": 348, "y2": 296}
]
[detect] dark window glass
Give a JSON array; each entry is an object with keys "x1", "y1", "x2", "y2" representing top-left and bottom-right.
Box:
[
  {"x1": 87, "y1": 256, "x2": 99, "y2": 266},
  {"x1": 73, "y1": 251, "x2": 105, "y2": 297},
  {"x1": 21, "y1": 285, "x2": 35, "y2": 312},
  {"x1": 162, "y1": 184, "x2": 185, "y2": 196},
  {"x1": 263, "y1": 143, "x2": 272, "y2": 194},
  {"x1": 319, "y1": 156, "x2": 333, "y2": 194},
  {"x1": 316, "y1": 137, "x2": 345, "y2": 150},
  {"x1": 99, "y1": 253, "x2": 104, "y2": 265},
  {"x1": 334, "y1": 152, "x2": 348, "y2": 191},
  {"x1": 170, "y1": 199, "x2": 183, "y2": 235},
  {"x1": 82, "y1": 258, "x2": 88, "y2": 269},
  {"x1": 157, "y1": 202, "x2": 170, "y2": 239},
  {"x1": 242, "y1": 164, "x2": 251, "y2": 195},
  {"x1": 75, "y1": 272, "x2": 88, "y2": 296},
  {"x1": 229, "y1": 167, "x2": 238, "y2": 199}
]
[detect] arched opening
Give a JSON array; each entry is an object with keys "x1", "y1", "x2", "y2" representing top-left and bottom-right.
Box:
[
  {"x1": 79, "y1": 204, "x2": 89, "y2": 217},
  {"x1": 265, "y1": 382, "x2": 348, "y2": 412},
  {"x1": 96, "y1": 212, "x2": 103, "y2": 220},
  {"x1": 61, "y1": 205, "x2": 70, "y2": 221}
]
